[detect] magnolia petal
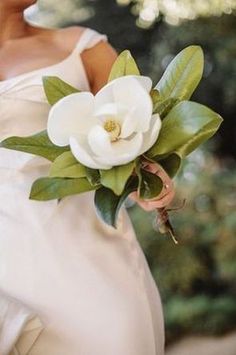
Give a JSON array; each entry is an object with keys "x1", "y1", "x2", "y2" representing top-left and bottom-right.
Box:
[
  {"x1": 141, "y1": 113, "x2": 162, "y2": 154},
  {"x1": 96, "y1": 133, "x2": 143, "y2": 167},
  {"x1": 110, "y1": 133, "x2": 143, "y2": 155},
  {"x1": 47, "y1": 92, "x2": 95, "y2": 147},
  {"x1": 69, "y1": 136, "x2": 111, "y2": 170},
  {"x1": 88, "y1": 125, "x2": 113, "y2": 156},
  {"x1": 94, "y1": 103, "x2": 126, "y2": 125},
  {"x1": 94, "y1": 83, "x2": 114, "y2": 111},
  {"x1": 130, "y1": 75, "x2": 153, "y2": 93},
  {"x1": 94, "y1": 75, "x2": 152, "y2": 111},
  {"x1": 113, "y1": 77, "x2": 153, "y2": 133},
  {"x1": 119, "y1": 108, "x2": 136, "y2": 139},
  {"x1": 94, "y1": 103, "x2": 118, "y2": 118}
]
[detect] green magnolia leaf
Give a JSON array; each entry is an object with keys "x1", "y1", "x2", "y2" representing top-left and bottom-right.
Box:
[
  {"x1": 49, "y1": 151, "x2": 86, "y2": 178},
  {"x1": 155, "y1": 45, "x2": 204, "y2": 101},
  {"x1": 30, "y1": 176, "x2": 97, "y2": 201},
  {"x1": 85, "y1": 168, "x2": 101, "y2": 186},
  {"x1": 147, "y1": 101, "x2": 223, "y2": 159},
  {"x1": 150, "y1": 89, "x2": 161, "y2": 107},
  {"x1": 100, "y1": 161, "x2": 135, "y2": 196},
  {"x1": 151, "y1": 90, "x2": 180, "y2": 118},
  {"x1": 94, "y1": 177, "x2": 138, "y2": 227},
  {"x1": 108, "y1": 50, "x2": 140, "y2": 82},
  {"x1": 137, "y1": 168, "x2": 163, "y2": 200},
  {"x1": 0, "y1": 130, "x2": 69, "y2": 162},
  {"x1": 42, "y1": 76, "x2": 79, "y2": 105},
  {"x1": 157, "y1": 153, "x2": 182, "y2": 178},
  {"x1": 154, "y1": 97, "x2": 180, "y2": 118}
]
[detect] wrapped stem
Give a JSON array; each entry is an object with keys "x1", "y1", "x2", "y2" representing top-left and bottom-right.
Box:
[
  {"x1": 156, "y1": 207, "x2": 178, "y2": 244},
  {"x1": 156, "y1": 199, "x2": 186, "y2": 244}
]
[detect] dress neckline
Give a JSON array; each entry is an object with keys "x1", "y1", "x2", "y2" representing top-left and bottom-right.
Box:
[{"x1": 0, "y1": 27, "x2": 90, "y2": 85}]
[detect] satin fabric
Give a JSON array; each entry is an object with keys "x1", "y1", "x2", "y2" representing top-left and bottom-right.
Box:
[
  {"x1": 0, "y1": 290, "x2": 43, "y2": 355},
  {"x1": 0, "y1": 28, "x2": 165, "y2": 355}
]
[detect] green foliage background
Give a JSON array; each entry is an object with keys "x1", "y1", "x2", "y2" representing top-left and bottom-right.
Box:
[{"x1": 29, "y1": 0, "x2": 236, "y2": 342}]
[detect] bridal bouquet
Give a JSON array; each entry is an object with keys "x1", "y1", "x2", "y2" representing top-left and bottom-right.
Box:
[{"x1": 0, "y1": 46, "x2": 223, "y2": 242}]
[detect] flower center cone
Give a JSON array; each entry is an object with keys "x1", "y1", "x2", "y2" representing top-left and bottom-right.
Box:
[{"x1": 104, "y1": 119, "x2": 121, "y2": 142}]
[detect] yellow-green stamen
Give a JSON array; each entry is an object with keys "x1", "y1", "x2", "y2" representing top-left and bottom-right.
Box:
[{"x1": 104, "y1": 119, "x2": 121, "y2": 142}]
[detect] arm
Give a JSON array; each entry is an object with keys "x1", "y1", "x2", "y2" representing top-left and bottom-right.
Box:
[{"x1": 81, "y1": 40, "x2": 118, "y2": 94}]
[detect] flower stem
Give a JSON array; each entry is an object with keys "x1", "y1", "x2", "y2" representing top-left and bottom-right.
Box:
[
  {"x1": 156, "y1": 207, "x2": 179, "y2": 244},
  {"x1": 156, "y1": 200, "x2": 186, "y2": 244}
]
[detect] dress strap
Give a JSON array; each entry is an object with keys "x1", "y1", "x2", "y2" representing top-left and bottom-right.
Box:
[{"x1": 74, "y1": 28, "x2": 108, "y2": 54}]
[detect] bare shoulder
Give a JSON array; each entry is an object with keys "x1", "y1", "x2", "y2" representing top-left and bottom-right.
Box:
[
  {"x1": 78, "y1": 28, "x2": 118, "y2": 93},
  {"x1": 43, "y1": 25, "x2": 118, "y2": 93},
  {"x1": 48, "y1": 25, "x2": 86, "y2": 53},
  {"x1": 55, "y1": 25, "x2": 117, "y2": 59}
]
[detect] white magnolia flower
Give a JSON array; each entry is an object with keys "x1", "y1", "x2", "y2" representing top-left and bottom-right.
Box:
[{"x1": 47, "y1": 75, "x2": 161, "y2": 170}]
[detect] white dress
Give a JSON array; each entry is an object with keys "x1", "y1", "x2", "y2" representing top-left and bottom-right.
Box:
[{"x1": 0, "y1": 28, "x2": 164, "y2": 355}]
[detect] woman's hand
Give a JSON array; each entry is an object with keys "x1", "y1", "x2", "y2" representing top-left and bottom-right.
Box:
[{"x1": 129, "y1": 162, "x2": 175, "y2": 211}]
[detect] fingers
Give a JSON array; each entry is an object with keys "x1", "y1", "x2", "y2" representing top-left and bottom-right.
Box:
[
  {"x1": 144, "y1": 188, "x2": 175, "y2": 210},
  {"x1": 129, "y1": 162, "x2": 175, "y2": 211},
  {"x1": 129, "y1": 186, "x2": 175, "y2": 211},
  {"x1": 130, "y1": 190, "x2": 175, "y2": 211}
]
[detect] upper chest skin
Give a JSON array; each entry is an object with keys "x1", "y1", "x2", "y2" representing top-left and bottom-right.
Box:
[{"x1": 0, "y1": 28, "x2": 85, "y2": 81}]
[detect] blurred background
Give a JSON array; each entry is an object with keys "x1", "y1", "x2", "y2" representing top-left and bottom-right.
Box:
[{"x1": 26, "y1": 1, "x2": 236, "y2": 353}]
